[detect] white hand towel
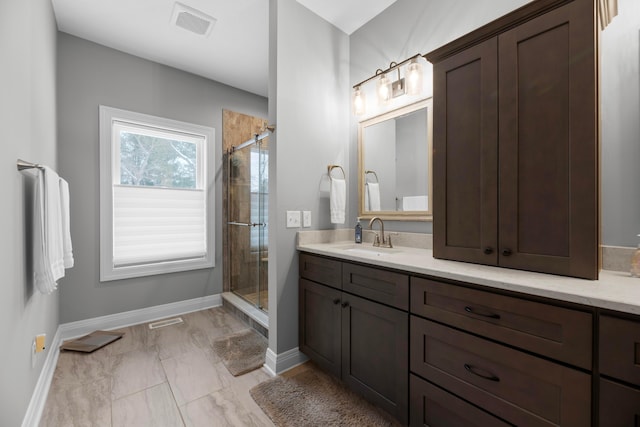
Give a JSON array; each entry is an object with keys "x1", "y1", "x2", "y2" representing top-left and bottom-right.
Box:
[
  {"x1": 59, "y1": 178, "x2": 74, "y2": 269},
  {"x1": 33, "y1": 166, "x2": 65, "y2": 294},
  {"x1": 402, "y1": 195, "x2": 428, "y2": 211},
  {"x1": 366, "y1": 182, "x2": 381, "y2": 211},
  {"x1": 330, "y1": 178, "x2": 346, "y2": 224}
]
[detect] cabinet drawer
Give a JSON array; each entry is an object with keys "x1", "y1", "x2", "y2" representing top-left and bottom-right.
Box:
[
  {"x1": 600, "y1": 315, "x2": 640, "y2": 386},
  {"x1": 410, "y1": 316, "x2": 591, "y2": 426},
  {"x1": 410, "y1": 277, "x2": 592, "y2": 369},
  {"x1": 343, "y1": 263, "x2": 408, "y2": 310},
  {"x1": 599, "y1": 378, "x2": 640, "y2": 426},
  {"x1": 299, "y1": 253, "x2": 342, "y2": 288},
  {"x1": 410, "y1": 374, "x2": 510, "y2": 427}
]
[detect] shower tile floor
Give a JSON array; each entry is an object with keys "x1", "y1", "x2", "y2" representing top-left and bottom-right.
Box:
[{"x1": 39, "y1": 306, "x2": 276, "y2": 427}]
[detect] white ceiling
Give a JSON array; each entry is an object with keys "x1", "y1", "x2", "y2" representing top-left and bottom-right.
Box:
[
  {"x1": 51, "y1": 0, "x2": 396, "y2": 97},
  {"x1": 296, "y1": 0, "x2": 396, "y2": 35}
]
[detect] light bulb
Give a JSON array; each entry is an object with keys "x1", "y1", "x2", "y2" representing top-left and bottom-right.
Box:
[
  {"x1": 352, "y1": 87, "x2": 366, "y2": 116},
  {"x1": 406, "y1": 58, "x2": 424, "y2": 96},
  {"x1": 377, "y1": 73, "x2": 391, "y2": 105}
]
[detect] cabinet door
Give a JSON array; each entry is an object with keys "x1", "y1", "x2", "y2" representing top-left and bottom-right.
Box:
[
  {"x1": 410, "y1": 374, "x2": 511, "y2": 427},
  {"x1": 432, "y1": 37, "x2": 498, "y2": 266},
  {"x1": 600, "y1": 378, "x2": 640, "y2": 426},
  {"x1": 341, "y1": 293, "x2": 408, "y2": 424},
  {"x1": 498, "y1": 0, "x2": 598, "y2": 279},
  {"x1": 299, "y1": 278, "x2": 342, "y2": 377}
]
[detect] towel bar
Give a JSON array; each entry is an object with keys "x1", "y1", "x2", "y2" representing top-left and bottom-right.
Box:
[
  {"x1": 328, "y1": 164, "x2": 345, "y2": 179},
  {"x1": 17, "y1": 159, "x2": 44, "y2": 171}
]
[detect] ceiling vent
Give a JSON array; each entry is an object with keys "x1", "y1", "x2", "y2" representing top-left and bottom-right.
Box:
[{"x1": 171, "y1": 2, "x2": 216, "y2": 37}]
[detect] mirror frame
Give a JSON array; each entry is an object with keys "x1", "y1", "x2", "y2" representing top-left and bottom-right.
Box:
[{"x1": 358, "y1": 98, "x2": 433, "y2": 221}]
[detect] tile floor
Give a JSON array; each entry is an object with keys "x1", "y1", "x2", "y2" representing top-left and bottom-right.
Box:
[{"x1": 40, "y1": 306, "x2": 276, "y2": 427}]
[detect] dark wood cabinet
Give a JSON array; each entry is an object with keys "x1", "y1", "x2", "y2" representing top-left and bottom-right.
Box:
[
  {"x1": 411, "y1": 277, "x2": 593, "y2": 369},
  {"x1": 341, "y1": 293, "x2": 408, "y2": 422},
  {"x1": 299, "y1": 278, "x2": 342, "y2": 377},
  {"x1": 410, "y1": 374, "x2": 511, "y2": 427},
  {"x1": 599, "y1": 315, "x2": 640, "y2": 426},
  {"x1": 411, "y1": 316, "x2": 591, "y2": 426},
  {"x1": 299, "y1": 254, "x2": 409, "y2": 424},
  {"x1": 429, "y1": 0, "x2": 598, "y2": 279},
  {"x1": 599, "y1": 378, "x2": 640, "y2": 427}
]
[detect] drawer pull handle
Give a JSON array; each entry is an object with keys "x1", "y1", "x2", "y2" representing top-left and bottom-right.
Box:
[
  {"x1": 333, "y1": 298, "x2": 341, "y2": 305},
  {"x1": 341, "y1": 301, "x2": 350, "y2": 308},
  {"x1": 464, "y1": 364, "x2": 500, "y2": 382},
  {"x1": 464, "y1": 306, "x2": 501, "y2": 320},
  {"x1": 502, "y1": 248, "x2": 513, "y2": 256},
  {"x1": 484, "y1": 247, "x2": 493, "y2": 255}
]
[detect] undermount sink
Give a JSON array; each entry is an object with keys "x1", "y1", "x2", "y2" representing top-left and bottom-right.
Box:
[{"x1": 338, "y1": 244, "x2": 402, "y2": 257}]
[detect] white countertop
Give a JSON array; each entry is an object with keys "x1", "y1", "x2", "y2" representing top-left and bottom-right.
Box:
[{"x1": 297, "y1": 240, "x2": 640, "y2": 316}]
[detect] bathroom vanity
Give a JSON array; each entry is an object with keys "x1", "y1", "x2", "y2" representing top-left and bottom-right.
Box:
[{"x1": 297, "y1": 233, "x2": 640, "y2": 426}]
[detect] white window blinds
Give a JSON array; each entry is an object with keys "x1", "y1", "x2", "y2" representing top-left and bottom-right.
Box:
[{"x1": 112, "y1": 185, "x2": 206, "y2": 266}]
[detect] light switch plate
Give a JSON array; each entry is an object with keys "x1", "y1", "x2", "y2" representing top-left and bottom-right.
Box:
[
  {"x1": 286, "y1": 211, "x2": 301, "y2": 228},
  {"x1": 302, "y1": 211, "x2": 311, "y2": 227}
]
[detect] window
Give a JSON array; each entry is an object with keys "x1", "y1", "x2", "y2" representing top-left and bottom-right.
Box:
[{"x1": 99, "y1": 106, "x2": 215, "y2": 281}]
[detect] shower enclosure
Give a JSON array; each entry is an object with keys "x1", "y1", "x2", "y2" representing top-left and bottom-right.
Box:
[{"x1": 226, "y1": 133, "x2": 268, "y2": 312}]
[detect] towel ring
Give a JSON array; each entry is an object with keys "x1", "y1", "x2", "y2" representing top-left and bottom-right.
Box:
[
  {"x1": 365, "y1": 170, "x2": 379, "y2": 183},
  {"x1": 328, "y1": 165, "x2": 345, "y2": 179}
]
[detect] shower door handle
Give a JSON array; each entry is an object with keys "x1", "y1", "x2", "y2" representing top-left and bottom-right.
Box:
[{"x1": 227, "y1": 221, "x2": 265, "y2": 227}]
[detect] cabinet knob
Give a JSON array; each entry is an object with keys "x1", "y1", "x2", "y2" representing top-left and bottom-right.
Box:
[
  {"x1": 341, "y1": 301, "x2": 350, "y2": 308},
  {"x1": 502, "y1": 248, "x2": 513, "y2": 256},
  {"x1": 483, "y1": 247, "x2": 494, "y2": 255},
  {"x1": 333, "y1": 298, "x2": 340, "y2": 305}
]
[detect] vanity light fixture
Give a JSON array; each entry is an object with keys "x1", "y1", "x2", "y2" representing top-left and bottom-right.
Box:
[{"x1": 352, "y1": 54, "x2": 425, "y2": 115}]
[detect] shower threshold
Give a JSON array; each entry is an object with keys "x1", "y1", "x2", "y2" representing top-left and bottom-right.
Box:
[{"x1": 222, "y1": 292, "x2": 269, "y2": 331}]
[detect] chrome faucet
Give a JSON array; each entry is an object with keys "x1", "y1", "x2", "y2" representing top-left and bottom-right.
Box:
[{"x1": 368, "y1": 217, "x2": 392, "y2": 248}]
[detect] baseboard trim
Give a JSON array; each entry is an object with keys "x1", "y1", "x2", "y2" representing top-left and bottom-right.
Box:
[
  {"x1": 22, "y1": 293, "x2": 222, "y2": 427},
  {"x1": 59, "y1": 294, "x2": 222, "y2": 340},
  {"x1": 21, "y1": 327, "x2": 63, "y2": 427},
  {"x1": 264, "y1": 347, "x2": 308, "y2": 376}
]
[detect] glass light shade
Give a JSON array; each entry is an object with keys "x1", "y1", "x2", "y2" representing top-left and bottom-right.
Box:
[
  {"x1": 352, "y1": 87, "x2": 366, "y2": 116},
  {"x1": 406, "y1": 58, "x2": 424, "y2": 96},
  {"x1": 377, "y1": 73, "x2": 392, "y2": 105}
]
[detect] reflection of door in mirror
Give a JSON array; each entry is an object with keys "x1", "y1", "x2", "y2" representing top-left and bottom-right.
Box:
[{"x1": 358, "y1": 99, "x2": 432, "y2": 221}]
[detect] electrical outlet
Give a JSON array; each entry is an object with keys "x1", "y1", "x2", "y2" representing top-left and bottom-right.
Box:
[
  {"x1": 302, "y1": 211, "x2": 311, "y2": 227},
  {"x1": 35, "y1": 334, "x2": 46, "y2": 353},
  {"x1": 286, "y1": 211, "x2": 301, "y2": 228}
]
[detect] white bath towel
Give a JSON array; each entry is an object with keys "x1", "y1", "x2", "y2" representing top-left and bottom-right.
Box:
[
  {"x1": 366, "y1": 182, "x2": 381, "y2": 211},
  {"x1": 59, "y1": 178, "x2": 74, "y2": 269},
  {"x1": 330, "y1": 177, "x2": 346, "y2": 224},
  {"x1": 33, "y1": 167, "x2": 65, "y2": 294}
]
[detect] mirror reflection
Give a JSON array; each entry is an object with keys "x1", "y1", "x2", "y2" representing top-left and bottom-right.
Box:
[{"x1": 358, "y1": 99, "x2": 432, "y2": 221}]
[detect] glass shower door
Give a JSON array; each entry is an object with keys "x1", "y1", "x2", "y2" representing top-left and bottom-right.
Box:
[{"x1": 227, "y1": 138, "x2": 268, "y2": 312}]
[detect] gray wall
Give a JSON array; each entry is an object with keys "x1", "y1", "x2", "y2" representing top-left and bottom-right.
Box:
[
  {"x1": 349, "y1": 0, "x2": 534, "y2": 233},
  {"x1": 0, "y1": 0, "x2": 59, "y2": 425},
  {"x1": 268, "y1": 0, "x2": 350, "y2": 355},
  {"x1": 601, "y1": 0, "x2": 640, "y2": 247},
  {"x1": 57, "y1": 33, "x2": 267, "y2": 323}
]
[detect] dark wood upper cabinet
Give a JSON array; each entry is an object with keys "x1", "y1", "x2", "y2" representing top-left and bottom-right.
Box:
[{"x1": 428, "y1": 0, "x2": 599, "y2": 279}]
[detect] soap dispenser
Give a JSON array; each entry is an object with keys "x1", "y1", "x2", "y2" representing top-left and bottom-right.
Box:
[
  {"x1": 355, "y1": 220, "x2": 362, "y2": 244},
  {"x1": 631, "y1": 234, "x2": 640, "y2": 277}
]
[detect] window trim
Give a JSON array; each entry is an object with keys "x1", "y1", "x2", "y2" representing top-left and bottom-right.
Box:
[{"x1": 99, "y1": 105, "x2": 215, "y2": 281}]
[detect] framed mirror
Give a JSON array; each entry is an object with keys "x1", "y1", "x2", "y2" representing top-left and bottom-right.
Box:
[{"x1": 358, "y1": 98, "x2": 433, "y2": 221}]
